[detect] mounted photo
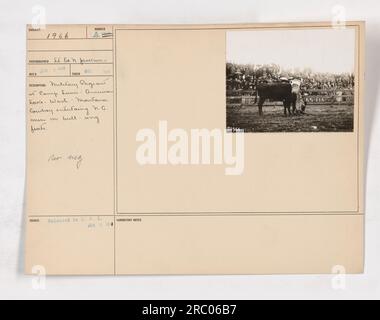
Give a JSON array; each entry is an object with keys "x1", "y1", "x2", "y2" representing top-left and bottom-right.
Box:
[{"x1": 226, "y1": 27, "x2": 356, "y2": 132}]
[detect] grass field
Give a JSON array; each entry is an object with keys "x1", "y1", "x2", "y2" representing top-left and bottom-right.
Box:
[{"x1": 226, "y1": 104, "x2": 354, "y2": 132}]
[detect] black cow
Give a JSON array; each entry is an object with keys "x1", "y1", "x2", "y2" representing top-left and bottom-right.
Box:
[{"x1": 256, "y1": 83, "x2": 297, "y2": 116}]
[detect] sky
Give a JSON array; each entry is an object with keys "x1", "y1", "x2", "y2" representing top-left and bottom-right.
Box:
[{"x1": 226, "y1": 27, "x2": 355, "y2": 74}]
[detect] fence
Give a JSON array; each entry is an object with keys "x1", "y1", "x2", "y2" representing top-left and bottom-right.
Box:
[{"x1": 227, "y1": 89, "x2": 354, "y2": 106}]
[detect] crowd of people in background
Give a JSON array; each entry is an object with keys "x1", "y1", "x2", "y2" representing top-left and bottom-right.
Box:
[{"x1": 226, "y1": 62, "x2": 355, "y2": 94}]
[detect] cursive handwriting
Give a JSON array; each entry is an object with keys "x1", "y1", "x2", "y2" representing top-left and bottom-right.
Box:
[
  {"x1": 28, "y1": 77, "x2": 112, "y2": 133},
  {"x1": 48, "y1": 153, "x2": 83, "y2": 169}
]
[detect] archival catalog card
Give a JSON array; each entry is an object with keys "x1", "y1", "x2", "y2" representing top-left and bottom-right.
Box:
[{"x1": 25, "y1": 22, "x2": 365, "y2": 275}]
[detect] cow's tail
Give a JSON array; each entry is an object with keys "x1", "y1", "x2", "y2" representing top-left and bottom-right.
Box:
[{"x1": 254, "y1": 80, "x2": 259, "y2": 104}]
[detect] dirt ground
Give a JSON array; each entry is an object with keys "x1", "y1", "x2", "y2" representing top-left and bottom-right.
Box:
[{"x1": 226, "y1": 104, "x2": 354, "y2": 132}]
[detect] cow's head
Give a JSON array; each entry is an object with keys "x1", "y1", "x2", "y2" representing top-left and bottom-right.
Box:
[{"x1": 290, "y1": 79, "x2": 302, "y2": 94}]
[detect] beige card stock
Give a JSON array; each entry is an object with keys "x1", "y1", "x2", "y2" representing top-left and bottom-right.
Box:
[{"x1": 25, "y1": 22, "x2": 365, "y2": 275}]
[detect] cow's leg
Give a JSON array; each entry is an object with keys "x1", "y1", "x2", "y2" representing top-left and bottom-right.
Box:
[
  {"x1": 283, "y1": 100, "x2": 290, "y2": 116},
  {"x1": 258, "y1": 97, "x2": 265, "y2": 116},
  {"x1": 292, "y1": 94, "x2": 297, "y2": 115}
]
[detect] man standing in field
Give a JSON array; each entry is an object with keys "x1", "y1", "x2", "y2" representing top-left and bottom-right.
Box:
[{"x1": 291, "y1": 78, "x2": 307, "y2": 114}]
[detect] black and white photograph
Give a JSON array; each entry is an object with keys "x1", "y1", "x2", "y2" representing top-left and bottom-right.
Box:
[
  {"x1": 1, "y1": 0, "x2": 380, "y2": 303},
  {"x1": 226, "y1": 28, "x2": 356, "y2": 132}
]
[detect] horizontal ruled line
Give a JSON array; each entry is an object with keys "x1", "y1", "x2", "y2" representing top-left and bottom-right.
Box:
[
  {"x1": 27, "y1": 38, "x2": 113, "y2": 40},
  {"x1": 29, "y1": 215, "x2": 114, "y2": 218},
  {"x1": 117, "y1": 212, "x2": 362, "y2": 216},
  {"x1": 28, "y1": 62, "x2": 113, "y2": 65},
  {"x1": 27, "y1": 49, "x2": 113, "y2": 52},
  {"x1": 28, "y1": 213, "x2": 363, "y2": 218},
  {"x1": 28, "y1": 75, "x2": 114, "y2": 77}
]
